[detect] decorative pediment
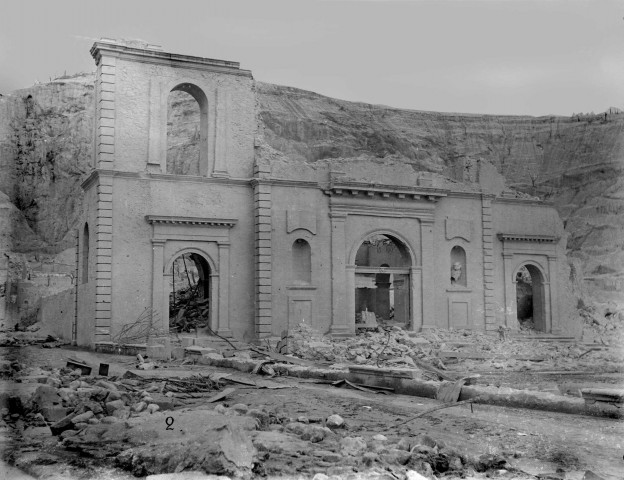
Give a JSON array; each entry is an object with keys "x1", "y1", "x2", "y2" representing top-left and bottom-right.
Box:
[{"x1": 445, "y1": 219, "x2": 473, "y2": 242}]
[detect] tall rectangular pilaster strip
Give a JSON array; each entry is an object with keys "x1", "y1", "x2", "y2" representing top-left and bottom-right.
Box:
[
  {"x1": 73, "y1": 228, "x2": 79, "y2": 345},
  {"x1": 253, "y1": 175, "x2": 272, "y2": 338},
  {"x1": 94, "y1": 175, "x2": 113, "y2": 341},
  {"x1": 96, "y1": 57, "x2": 115, "y2": 169},
  {"x1": 481, "y1": 195, "x2": 497, "y2": 331}
]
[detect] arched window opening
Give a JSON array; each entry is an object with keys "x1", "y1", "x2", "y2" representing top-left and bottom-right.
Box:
[
  {"x1": 450, "y1": 246, "x2": 467, "y2": 287},
  {"x1": 81, "y1": 223, "x2": 89, "y2": 284},
  {"x1": 166, "y1": 85, "x2": 203, "y2": 176},
  {"x1": 168, "y1": 253, "x2": 211, "y2": 333},
  {"x1": 292, "y1": 239, "x2": 312, "y2": 284},
  {"x1": 516, "y1": 264, "x2": 545, "y2": 332},
  {"x1": 355, "y1": 234, "x2": 411, "y2": 326}
]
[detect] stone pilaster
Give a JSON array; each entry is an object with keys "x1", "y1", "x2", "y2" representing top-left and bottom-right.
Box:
[
  {"x1": 73, "y1": 228, "x2": 79, "y2": 345},
  {"x1": 502, "y1": 252, "x2": 515, "y2": 328},
  {"x1": 95, "y1": 56, "x2": 115, "y2": 170},
  {"x1": 252, "y1": 176, "x2": 272, "y2": 339},
  {"x1": 151, "y1": 239, "x2": 166, "y2": 333},
  {"x1": 547, "y1": 255, "x2": 561, "y2": 333},
  {"x1": 410, "y1": 266, "x2": 422, "y2": 331},
  {"x1": 213, "y1": 87, "x2": 230, "y2": 178},
  {"x1": 94, "y1": 175, "x2": 113, "y2": 341},
  {"x1": 420, "y1": 219, "x2": 436, "y2": 329},
  {"x1": 147, "y1": 78, "x2": 162, "y2": 170},
  {"x1": 329, "y1": 213, "x2": 350, "y2": 336},
  {"x1": 481, "y1": 195, "x2": 497, "y2": 331},
  {"x1": 217, "y1": 242, "x2": 232, "y2": 337}
]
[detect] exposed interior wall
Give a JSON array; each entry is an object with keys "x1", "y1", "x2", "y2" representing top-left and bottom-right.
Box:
[
  {"x1": 76, "y1": 184, "x2": 98, "y2": 346},
  {"x1": 38, "y1": 289, "x2": 74, "y2": 340}
]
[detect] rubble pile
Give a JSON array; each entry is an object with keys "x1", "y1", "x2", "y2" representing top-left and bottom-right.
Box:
[
  {"x1": 1, "y1": 358, "x2": 521, "y2": 479},
  {"x1": 286, "y1": 320, "x2": 624, "y2": 374},
  {"x1": 249, "y1": 411, "x2": 511, "y2": 478},
  {"x1": 169, "y1": 285, "x2": 210, "y2": 333},
  {"x1": 1, "y1": 363, "x2": 225, "y2": 444},
  {"x1": 287, "y1": 323, "x2": 438, "y2": 369},
  {"x1": 0, "y1": 328, "x2": 66, "y2": 348},
  {"x1": 579, "y1": 301, "x2": 624, "y2": 346}
]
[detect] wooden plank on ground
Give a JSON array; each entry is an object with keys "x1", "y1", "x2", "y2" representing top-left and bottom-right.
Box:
[
  {"x1": 436, "y1": 378, "x2": 467, "y2": 403},
  {"x1": 206, "y1": 387, "x2": 236, "y2": 403},
  {"x1": 411, "y1": 357, "x2": 457, "y2": 382},
  {"x1": 348, "y1": 365, "x2": 415, "y2": 379}
]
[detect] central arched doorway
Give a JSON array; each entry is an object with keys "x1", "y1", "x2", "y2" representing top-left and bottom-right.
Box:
[
  {"x1": 354, "y1": 234, "x2": 412, "y2": 326},
  {"x1": 515, "y1": 264, "x2": 546, "y2": 331},
  {"x1": 168, "y1": 253, "x2": 211, "y2": 333}
]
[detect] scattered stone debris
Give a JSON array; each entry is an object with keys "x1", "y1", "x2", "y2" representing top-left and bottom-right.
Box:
[{"x1": 284, "y1": 319, "x2": 623, "y2": 379}]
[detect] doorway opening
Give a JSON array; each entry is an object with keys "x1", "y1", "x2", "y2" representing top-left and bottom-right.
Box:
[
  {"x1": 168, "y1": 253, "x2": 211, "y2": 333},
  {"x1": 354, "y1": 234, "x2": 411, "y2": 326},
  {"x1": 516, "y1": 264, "x2": 546, "y2": 331}
]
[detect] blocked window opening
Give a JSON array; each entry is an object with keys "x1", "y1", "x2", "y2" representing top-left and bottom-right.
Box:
[
  {"x1": 166, "y1": 85, "x2": 204, "y2": 176},
  {"x1": 292, "y1": 239, "x2": 312, "y2": 284},
  {"x1": 355, "y1": 234, "x2": 411, "y2": 326},
  {"x1": 81, "y1": 223, "x2": 89, "y2": 284},
  {"x1": 168, "y1": 253, "x2": 211, "y2": 333},
  {"x1": 516, "y1": 264, "x2": 545, "y2": 331},
  {"x1": 450, "y1": 245, "x2": 467, "y2": 287}
]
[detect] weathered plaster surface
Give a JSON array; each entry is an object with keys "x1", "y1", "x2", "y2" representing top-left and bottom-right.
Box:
[{"x1": 75, "y1": 40, "x2": 568, "y2": 346}]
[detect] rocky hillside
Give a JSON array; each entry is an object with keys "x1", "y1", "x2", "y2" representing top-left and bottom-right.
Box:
[
  {"x1": 0, "y1": 75, "x2": 622, "y2": 321},
  {"x1": 257, "y1": 82, "x2": 624, "y2": 304},
  {"x1": 0, "y1": 74, "x2": 93, "y2": 256}
]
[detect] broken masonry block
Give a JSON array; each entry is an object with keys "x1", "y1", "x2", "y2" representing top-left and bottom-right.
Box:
[
  {"x1": 50, "y1": 412, "x2": 78, "y2": 436},
  {"x1": 66, "y1": 359, "x2": 92, "y2": 376},
  {"x1": 40, "y1": 406, "x2": 69, "y2": 423}
]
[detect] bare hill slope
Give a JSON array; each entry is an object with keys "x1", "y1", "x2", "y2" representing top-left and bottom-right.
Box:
[{"x1": 0, "y1": 76, "x2": 621, "y2": 313}]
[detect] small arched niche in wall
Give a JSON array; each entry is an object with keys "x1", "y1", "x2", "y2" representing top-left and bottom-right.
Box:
[
  {"x1": 450, "y1": 245, "x2": 467, "y2": 287},
  {"x1": 292, "y1": 239, "x2": 312, "y2": 284}
]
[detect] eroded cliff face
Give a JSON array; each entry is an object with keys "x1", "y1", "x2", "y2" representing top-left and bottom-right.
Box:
[
  {"x1": 0, "y1": 75, "x2": 621, "y2": 325},
  {"x1": 256, "y1": 82, "x2": 624, "y2": 304},
  {"x1": 0, "y1": 74, "x2": 94, "y2": 255}
]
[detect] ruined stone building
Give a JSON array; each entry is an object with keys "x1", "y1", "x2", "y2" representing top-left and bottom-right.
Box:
[{"x1": 75, "y1": 40, "x2": 566, "y2": 346}]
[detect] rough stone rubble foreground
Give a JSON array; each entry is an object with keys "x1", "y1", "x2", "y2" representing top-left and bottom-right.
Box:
[{"x1": 1, "y1": 318, "x2": 623, "y2": 479}]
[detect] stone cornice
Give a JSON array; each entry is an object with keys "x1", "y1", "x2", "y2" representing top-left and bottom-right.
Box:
[
  {"x1": 325, "y1": 181, "x2": 448, "y2": 202},
  {"x1": 497, "y1": 233, "x2": 559, "y2": 243},
  {"x1": 330, "y1": 203, "x2": 435, "y2": 221},
  {"x1": 250, "y1": 177, "x2": 319, "y2": 189},
  {"x1": 494, "y1": 196, "x2": 553, "y2": 207},
  {"x1": 91, "y1": 41, "x2": 252, "y2": 77},
  {"x1": 82, "y1": 169, "x2": 251, "y2": 189},
  {"x1": 145, "y1": 216, "x2": 237, "y2": 228}
]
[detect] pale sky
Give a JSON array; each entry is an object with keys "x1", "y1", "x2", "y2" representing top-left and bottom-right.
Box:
[{"x1": 1, "y1": 0, "x2": 622, "y2": 116}]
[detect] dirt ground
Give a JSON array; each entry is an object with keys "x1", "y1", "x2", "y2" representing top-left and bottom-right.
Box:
[{"x1": 1, "y1": 345, "x2": 623, "y2": 480}]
